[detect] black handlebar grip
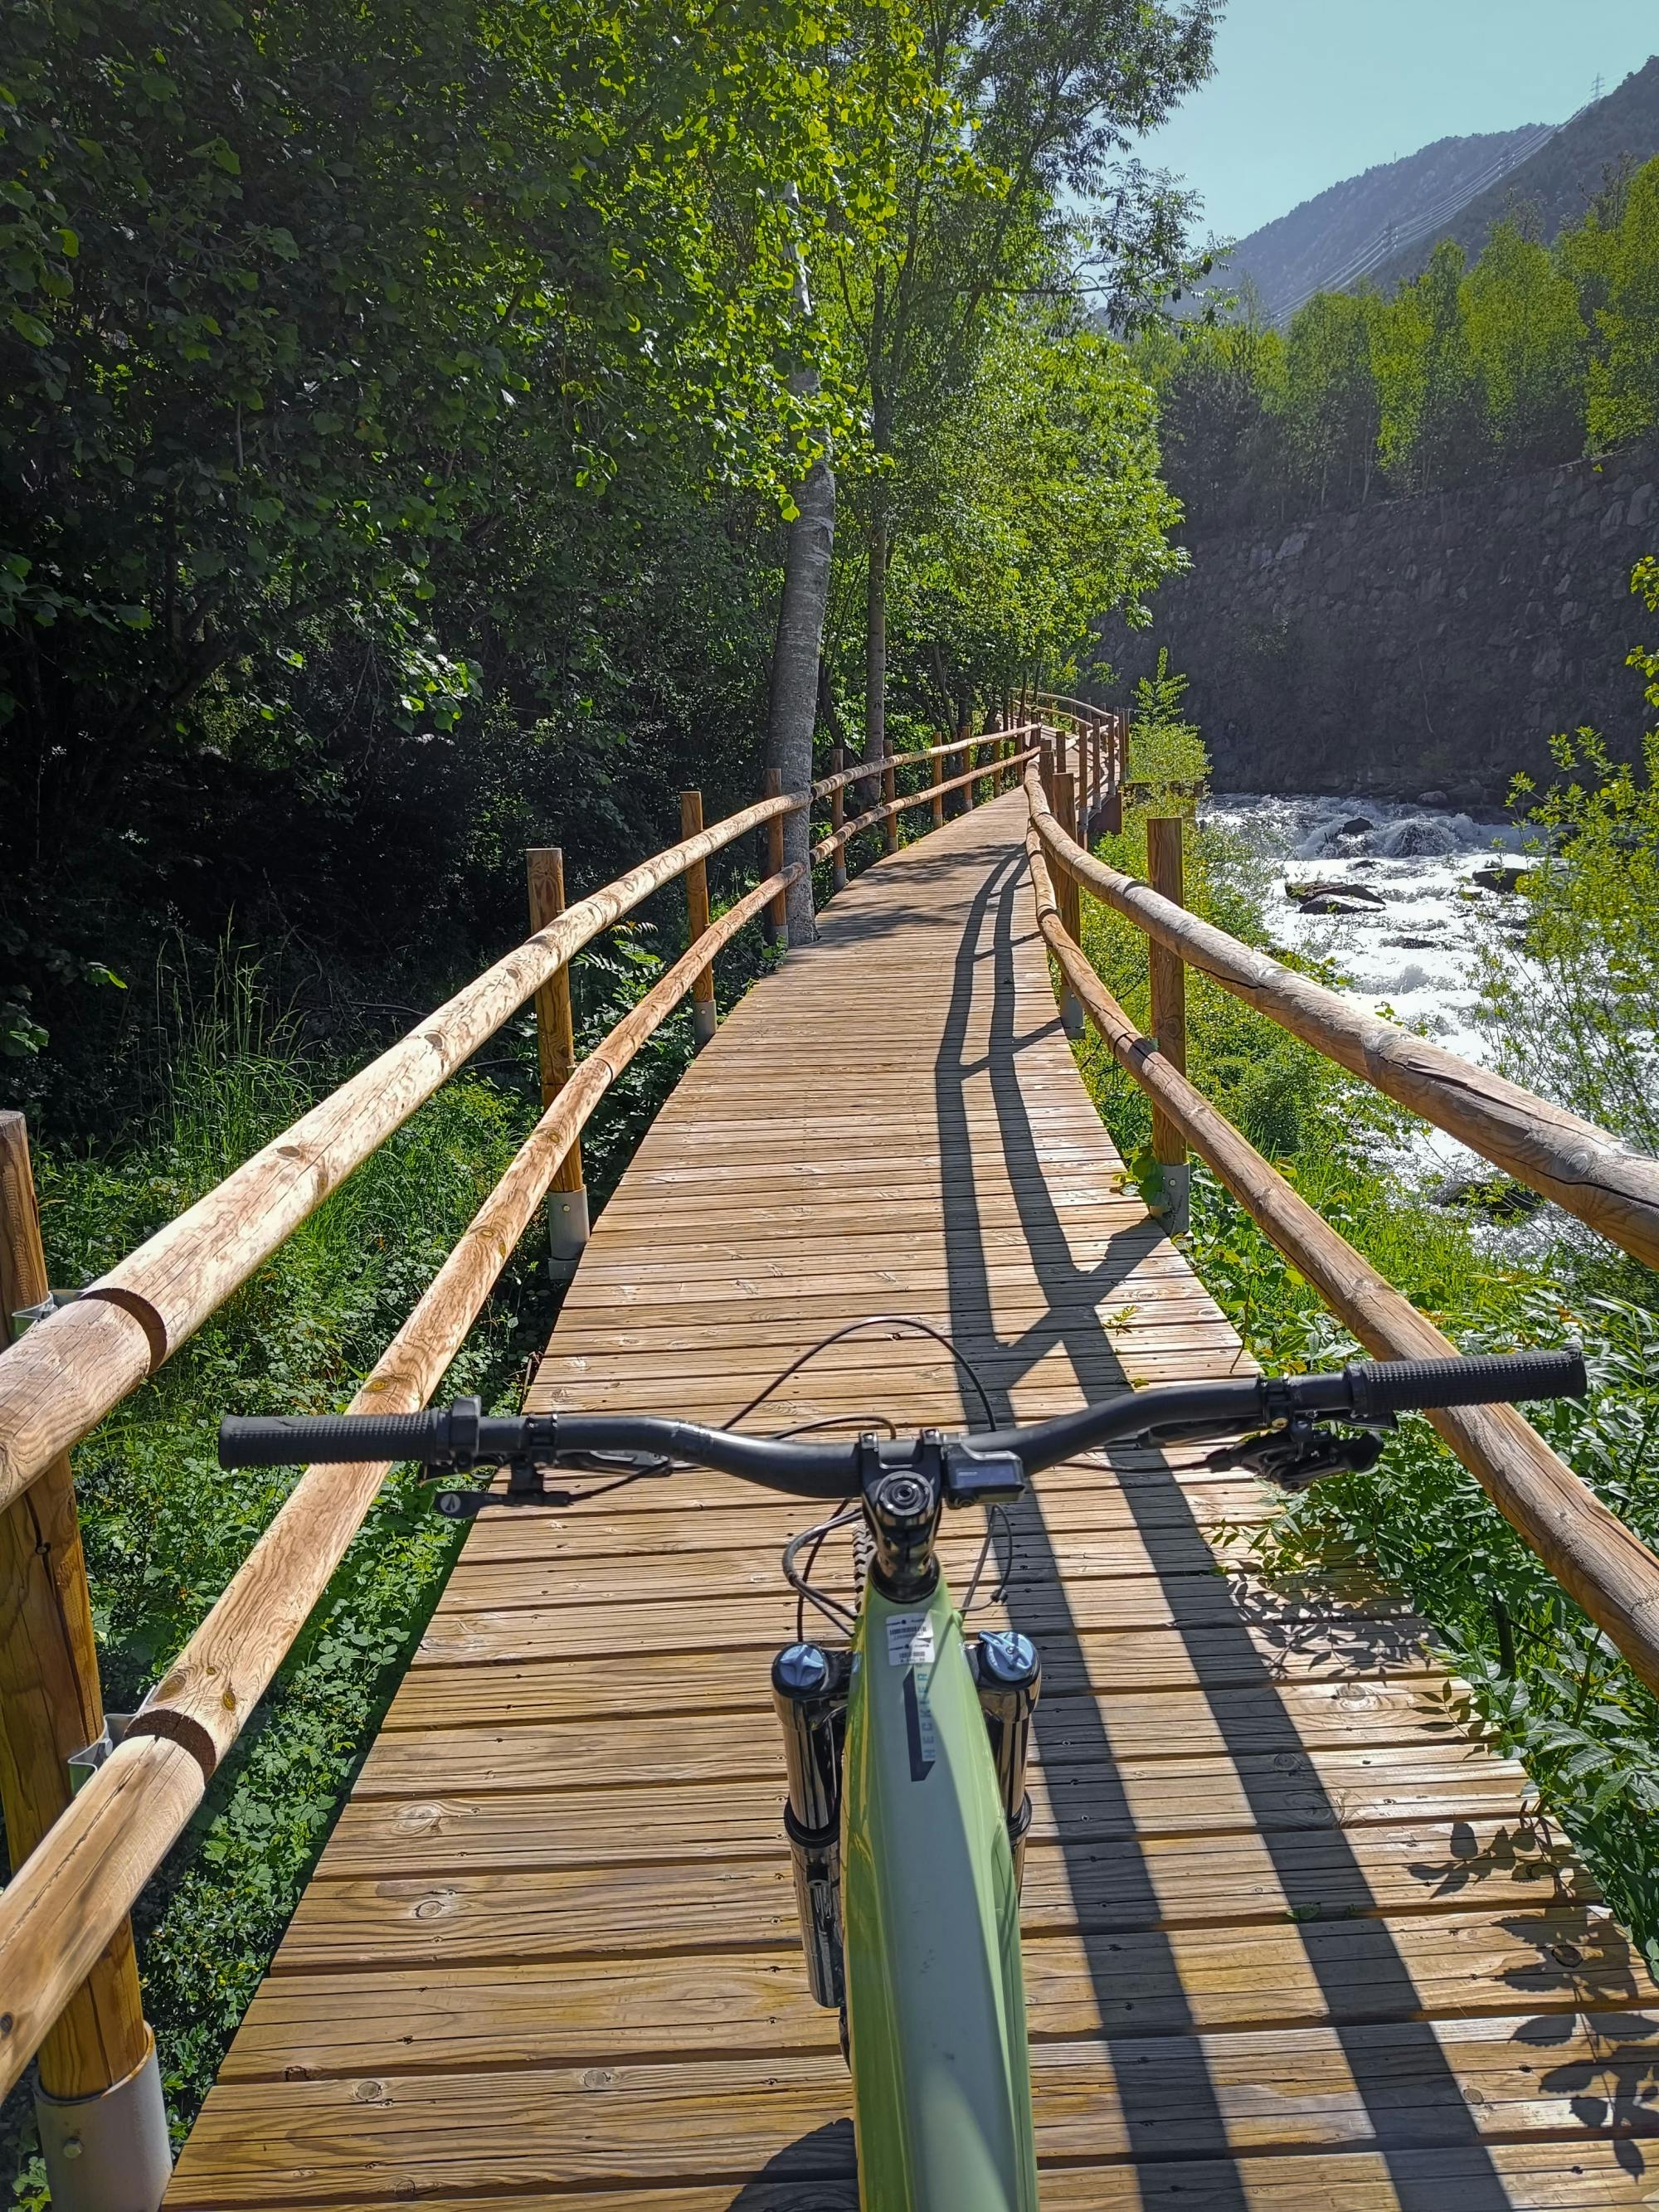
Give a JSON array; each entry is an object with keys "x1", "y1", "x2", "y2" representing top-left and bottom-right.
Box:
[
  {"x1": 1346, "y1": 1349, "x2": 1587, "y2": 1422},
  {"x1": 219, "y1": 1411, "x2": 453, "y2": 1467}
]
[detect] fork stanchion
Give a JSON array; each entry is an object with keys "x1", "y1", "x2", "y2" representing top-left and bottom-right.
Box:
[
  {"x1": 680, "y1": 791, "x2": 718, "y2": 1051},
  {"x1": 1147, "y1": 814, "x2": 1191, "y2": 1234},
  {"x1": 527, "y1": 848, "x2": 590, "y2": 1274}
]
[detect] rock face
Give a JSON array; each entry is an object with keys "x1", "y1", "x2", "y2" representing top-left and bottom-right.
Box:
[{"x1": 1099, "y1": 445, "x2": 1658, "y2": 800}]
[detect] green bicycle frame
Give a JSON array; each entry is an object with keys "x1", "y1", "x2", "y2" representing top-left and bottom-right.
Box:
[{"x1": 839, "y1": 1574, "x2": 1040, "y2": 2211}]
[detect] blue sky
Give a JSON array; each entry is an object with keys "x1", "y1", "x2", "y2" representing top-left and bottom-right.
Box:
[{"x1": 1136, "y1": 1, "x2": 1659, "y2": 246}]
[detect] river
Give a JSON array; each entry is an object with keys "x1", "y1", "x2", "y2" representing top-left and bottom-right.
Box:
[{"x1": 1201, "y1": 791, "x2": 1538, "y2": 1194}]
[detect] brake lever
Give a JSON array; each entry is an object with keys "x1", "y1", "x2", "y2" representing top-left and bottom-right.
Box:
[{"x1": 1206, "y1": 1418, "x2": 1386, "y2": 1493}]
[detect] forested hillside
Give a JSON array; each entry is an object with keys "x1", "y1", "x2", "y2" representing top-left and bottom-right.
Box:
[
  {"x1": 1370, "y1": 54, "x2": 1659, "y2": 291},
  {"x1": 1147, "y1": 154, "x2": 1659, "y2": 534},
  {"x1": 1209, "y1": 124, "x2": 1548, "y2": 324},
  {"x1": 0, "y1": 0, "x2": 1214, "y2": 1140}
]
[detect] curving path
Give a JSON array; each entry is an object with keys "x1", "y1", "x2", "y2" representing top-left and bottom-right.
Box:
[{"x1": 168, "y1": 790, "x2": 1659, "y2": 2210}]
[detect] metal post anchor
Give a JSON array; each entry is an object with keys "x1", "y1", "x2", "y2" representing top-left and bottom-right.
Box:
[
  {"x1": 1150, "y1": 1163, "x2": 1191, "y2": 1237},
  {"x1": 547, "y1": 1186, "x2": 590, "y2": 1280},
  {"x1": 35, "y1": 2030, "x2": 173, "y2": 2212}
]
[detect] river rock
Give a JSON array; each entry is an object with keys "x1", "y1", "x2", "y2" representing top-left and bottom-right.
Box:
[
  {"x1": 1472, "y1": 862, "x2": 1535, "y2": 894},
  {"x1": 1418, "y1": 790, "x2": 1450, "y2": 807},
  {"x1": 1339, "y1": 816, "x2": 1374, "y2": 836},
  {"x1": 1432, "y1": 1173, "x2": 1545, "y2": 1221},
  {"x1": 1286, "y1": 878, "x2": 1388, "y2": 908}
]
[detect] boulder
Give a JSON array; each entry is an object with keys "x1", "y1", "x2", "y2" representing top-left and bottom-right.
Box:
[
  {"x1": 1472, "y1": 862, "x2": 1535, "y2": 895},
  {"x1": 1339, "y1": 816, "x2": 1374, "y2": 835},
  {"x1": 1431, "y1": 1174, "x2": 1545, "y2": 1222},
  {"x1": 1286, "y1": 878, "x2": 1388, "y2": 908},
  {"x1": 1418, "y1": 790, "x2": 1449, "y2": 807}
]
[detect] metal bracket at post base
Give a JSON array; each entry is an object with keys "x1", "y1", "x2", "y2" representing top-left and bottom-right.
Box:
[
  {"x1": 547, "y1": 1187, "x2": 591, "y2": 1281},
  {"x1": 36, "y1": 2030, "x2": 173, "y2": 2212},
  {"x1": 1058, "y1": 986, "x2": 1085, "y2": 1040},
  {"x1": 1149, "y1": 1163, "x2": 1191, "y2": 1237},
  {"x1": 692, "y1": 1000, "x2": 718, "y2": 1051}
]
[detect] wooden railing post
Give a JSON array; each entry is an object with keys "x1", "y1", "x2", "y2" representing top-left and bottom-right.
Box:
[
  {"x1": 680, "y1": 792, "x2": 718, "y2": 1051},
  {"x1": 1103, "y1": 712, "x2": 1125, "y2": 838},
  {"x1": 829, "y1": 746, "x2": 849, "y2": 892},
  {"x1": 527, "y1": 849, "x2": 590, "y2": 1275},
  {"x1": 763, "y1": 769, "x2": 791, "y2": 946},
  {"x1": 1040, "y1": 737, "x2": 1056, "y2": 812},
  {"x1": 1052, "y1": 772, "x2": 1084, "y2": 1038},
  {"x1": 1146, "y1": 816, "x2": 1190, "y2": 1233},
  {"x1": 0, "y1": 1113, "x2": 173, "y2": 2212},
  {"x1": 930, "y1": 746, "x2": 945, "y2": 829},
  {"x1": 882, "y1": 756, "x2": 898, "y2": 854}
]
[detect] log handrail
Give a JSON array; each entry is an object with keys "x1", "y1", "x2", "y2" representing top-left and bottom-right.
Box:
[
  {"x1": 1024, "y1": 823, "x2": 1659, "y2": 1704},
  {"x1": 814, "y1": 746, "x2": 1037, "y2": 861},
  {"x1": 809, "y1": 723, "x2": 1038, "y2": 800},
  {"x1": 1024, "y1": 766, "x2": 1659, "y2": 1271},
  {"x1": 0, "y1": 790, "x2": 806, "y2": 1520},
  {"x1": 0, "y1": 859, "x2": 802, "y2": 2101}
]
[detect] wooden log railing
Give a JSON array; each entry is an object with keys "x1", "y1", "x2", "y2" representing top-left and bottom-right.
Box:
[
  {"x1": 0, "y1": 724, "x2": 1039, "y2": 2125},
  {"x1": 1021, "y1": 772, "x2": 1659, "y2": 1703},
  {"x1": 1024, "y1": 767, "x2": 1659, "y2": 1272}
]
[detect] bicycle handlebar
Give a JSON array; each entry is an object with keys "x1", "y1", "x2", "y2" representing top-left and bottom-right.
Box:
[{"x1": 219, "y1": 1349, "x2": 1587, "y2": 1497}]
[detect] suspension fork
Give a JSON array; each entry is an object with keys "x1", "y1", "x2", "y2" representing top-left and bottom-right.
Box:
[
  {"x1": 771, "y1": 1641, "x2": 852, "y2": 2009},
  {"x1": 969, "y1": 1631, "x2": 1041, "y2": 1889}
]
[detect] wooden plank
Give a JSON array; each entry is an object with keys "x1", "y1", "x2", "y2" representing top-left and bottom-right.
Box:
[
  {"x1": 276, "y1": 1815, "x2": 1597, "y2": 1971},
  {"x1": 222, "y1": 1903, "x2": 1655, "y2": 2079},
  {"x1": 163, "y1": 2015, "x2": 1659, "y2": 2203}
]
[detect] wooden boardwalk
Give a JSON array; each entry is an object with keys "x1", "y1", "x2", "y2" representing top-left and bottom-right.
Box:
[{"x1": 168, "y1": 791, "x2": 1659, "y2": 2209}]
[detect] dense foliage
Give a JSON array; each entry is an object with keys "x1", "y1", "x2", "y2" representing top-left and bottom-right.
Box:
[
  {"x1": 2, "y1": 0, "x2": 1212, "y2": 1122},
  {"x1": 1146, "y1": 155, "x2": 1659, "y2": 532}
]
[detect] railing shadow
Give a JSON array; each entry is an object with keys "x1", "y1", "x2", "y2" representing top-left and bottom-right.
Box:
[{"x1": 931, "y1": 836, "x2": 1550, "y2": 2203}]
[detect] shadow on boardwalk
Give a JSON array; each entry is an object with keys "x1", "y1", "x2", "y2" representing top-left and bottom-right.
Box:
[{"x1": 933, "y1": 845, "x2": 1530, "y2": 2207}]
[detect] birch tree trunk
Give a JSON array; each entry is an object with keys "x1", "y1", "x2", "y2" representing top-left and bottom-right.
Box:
[
  {"x1": 765, "y1": 424, "x2": 834, "y2": 946},
  {"x1": 860, "y1": 508, "x2": 888, "y2": 807}
]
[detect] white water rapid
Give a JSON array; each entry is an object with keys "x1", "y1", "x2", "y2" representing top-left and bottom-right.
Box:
[{"x1": 1200, "y1": 792, "x2": 1542, "y2": 1193}]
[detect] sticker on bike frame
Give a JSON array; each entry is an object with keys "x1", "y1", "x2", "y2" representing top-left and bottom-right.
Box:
[
  {"x1": 903, "y1": 1668, "x2": 937, "y2": 1780},
  {"x1": 886, "y1": 1614, "x2": 936, "y2": 1667}
]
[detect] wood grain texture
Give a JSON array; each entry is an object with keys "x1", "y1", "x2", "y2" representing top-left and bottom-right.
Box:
[{"x1": 167, "y1": 795, "x2": 1659, "y2": 2210}]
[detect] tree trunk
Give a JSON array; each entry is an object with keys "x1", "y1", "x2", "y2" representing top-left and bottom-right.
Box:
[
  {"x1": 860, "y1": 509, "x2": 887, "y2": 808},
  {"x1": 765, "y1": 440, "x2": 835, "y2": 946}
]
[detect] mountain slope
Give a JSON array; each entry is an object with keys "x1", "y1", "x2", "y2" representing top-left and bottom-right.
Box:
[
  {"x1": 1370, "y1": 55, "x2": 1659, "y2": 290},
  {"x1": 1209, "y1": 127, "x2": 1549, "y2": 323}
]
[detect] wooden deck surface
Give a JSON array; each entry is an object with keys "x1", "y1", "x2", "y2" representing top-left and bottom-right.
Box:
[{"x1": 168, "y1": 790, "x2": 1659, "y2": 2209}]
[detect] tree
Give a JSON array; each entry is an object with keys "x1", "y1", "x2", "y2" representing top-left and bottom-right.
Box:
[
  {"x1": 1585, "y1": 158, "x2": 1659, "y2": 451},
  {"x1": 825, "y1": 0, "x2": 1218, "y2": 775},
  {"x1": 1281, "y1": 291, "x2": 1381, "y2": 509},
  {"x1": 1373, "y1": 241, "x2": 1486, "y2": 492},
  {"x1": 1462, "y1": 221, "x2": 1588, "y2": 466},
  {"x1": 881, "y1": 309, "x2": 1184, "y2": 711},
  {"x1": 0, "y1": 0, "x2": 891, "y2": 855}
]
